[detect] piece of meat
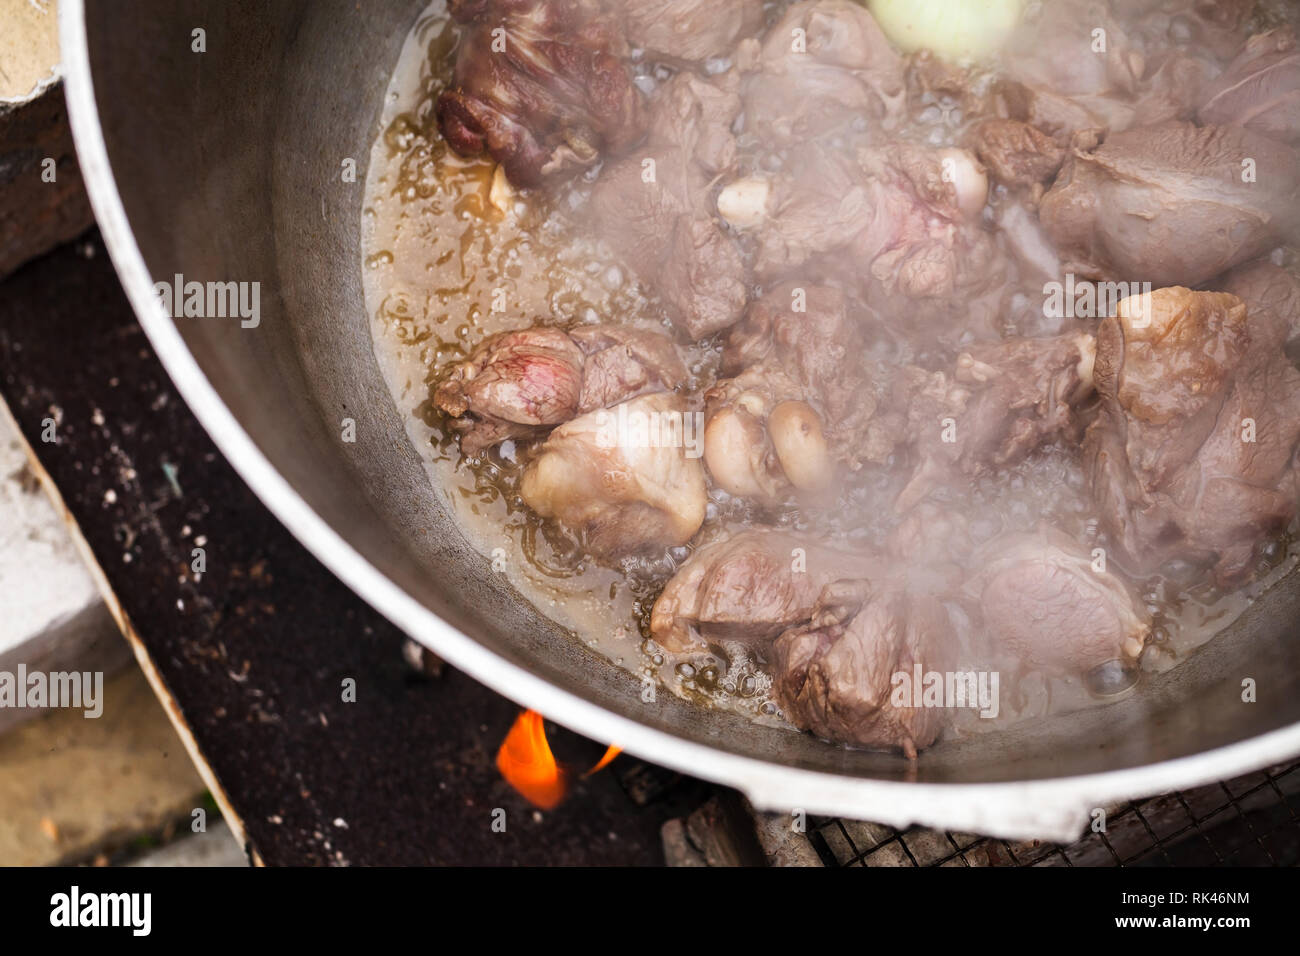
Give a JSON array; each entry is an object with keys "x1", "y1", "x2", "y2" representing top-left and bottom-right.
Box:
[
  {"x1": 434, "y1": 327, "x2": 586, "y2": 454},
  {"x1": 436, "y1": 0, "x2": 645, "y2": 187},
  {"x1": 772, "y1": 580, "x2": 958, "y2": 757},
  {"x1": 586, "y1": 71, "x2": 747, "y2": 339},
  {"x1": 649, "y1": 531, "x2": 881, "y2": 653},
  {"x1": 968, "y1": 119, "x2": 1066, "y2": 190},
  {"x1": 568, "y1": 325, "x2": 688, "y2": 413},
  {"x1": 1086, "y1": 286, "x2": 1300, "y2": 584},
  {"x1": 720, "y1": 141, "x2": 1001, "y2": 336},
  {"x1": 621, "y1": 0, "x2": 766, "y2": 65},
  {"x1": 703, "y1": 283, "x2": 885, "y2": 500},
  {"x1": 1219, "y1": 259, "x2": 1300, "y2": 355},
  {"x1": 702, "y1": 367, "x2": 817, "y2": 501},
  {"x1": 997, "y1": 0, "x2": 1233, "y2": 137},
  {"x1": 1040, "y1": 123, "x2": 1300, "y2": 288},
  {"x1": 997, "y1": 0, "x2": 1146, "y2": 136},
  {"x1": 434, "y1": 325, "x2": 684, "y2": 454},
  {"x1": 1138, "y1": 0, "x2": 1252, "y2": 64},
  {"x1": 737, "y1": 0, "x2": 905, "y2": 146},
  {"x1": 965, "y1": 527, "x2": 1149, "y2": 676},
  {"x1": 892, "y1": 332, "x2": 1097, "y2": 512},
  {"x1": 881, "y1": 503, "x2": 975, "y2": 597},
  {"x1": 520, "y1": 392, "x2": 707, "y2": 560},
  {"x1": 1199, "y1": 27, "x2": 1300, "y2": 146}
]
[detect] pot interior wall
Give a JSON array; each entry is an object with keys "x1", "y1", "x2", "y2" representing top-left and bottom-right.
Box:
[{"x1": 82, "y1": 0, "x2": 1300, "y2": 785}]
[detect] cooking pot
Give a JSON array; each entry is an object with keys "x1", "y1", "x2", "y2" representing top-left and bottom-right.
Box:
[{"x1": 60, "y1": 0, "x2": 1300, "y2": 841}]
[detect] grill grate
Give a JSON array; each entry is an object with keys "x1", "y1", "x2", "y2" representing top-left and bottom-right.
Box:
[{"x1": 808, "y1": 761, "x2": 1300, "y2": 866}]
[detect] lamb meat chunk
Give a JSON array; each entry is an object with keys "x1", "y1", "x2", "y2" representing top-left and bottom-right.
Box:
[
  {"x1": 894, "y1": 332, "x2": 1097, "y2": 512},
  {"x1": 843, "y1": 144, "x2": 1001, "y2": 328},
  {"x1": 649, "y1": 531, "x2": 881, "y2": 653},
  {"x1": 997, "y1": 0, "x2": 1233, "y2": 137},
  {"x1": 1219, "y1": 260, "x2": 1300, "y2": 355},
  {"x1": 587, "y1": 71, "x2": 747, "y2": 339},
  {"x1": 965, "y1": 527, "x2": 1149, "y2": 677},
  {"x1": 435, "y1": 325, "x2": 684, "y2": 454},
  {"x1": 704, "y1": 283, "x2": 885, "y2": 499},
  {"x1": 968, "y1": 119, "x2": 1066, "y2": 190},
  {"x1": 723, "y1": 147, "x2": 871, "y2": 279},
  {"x1": 1003, "y1": 0, "x2": 1142, "y2": 103},
  {"x1": 1040, "y1": 123, "x2": 1300, "y2": 288},
  {"x1": 1199, "y1": 27, "x2": 1300, "y2": 145},
  {"x1": 569, "y1": 325, "x2": 688, "y2": 413},
  {"x1": 723, "y1": 141, "x2": 1001, "y2": 336},
  {"x1": 772, "y1": 581, "x2": 958, "y2": 757},
  {"x1": 1086, "y1": 286, "x2": 1300, "y2": 584},
  {"x1": 997, "y1": 0, "x2": 1145, "y2": 136},
  {"x1": 436, "y1": 0, "x2": 645, "y2": 187},
  {"x1": 520, "y1": 392, "x2": 706, "y2": 560},
  {"x1": 702, "y1": 366, "x2": 812, "y2": 501},
  {"x1": 621, "y1": 0, "x2": 766, "y2": 66},
  {"x1": 737, "y1": 0, "x2": 905, "y2": 147},
  {"x1": 947, "y1": 332, "x2": 1097, "y2": 468},
  {"x1": 747, "y1": 143, "x2": 991, "y2": 281},
  {"x1": 434, "y1": 327, "x2": 586, "y2": 454},
  {"x1": 1137, "y1": 0, "x2": 1253, "y2": 64}
]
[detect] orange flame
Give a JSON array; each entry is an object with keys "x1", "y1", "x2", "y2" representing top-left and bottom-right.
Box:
[
  {"x1": 496, "y1": 710, "x2": 620, "y2": 809},
  {"x1": 586, "y1": 744, "x2": 622, "y2": 776}
]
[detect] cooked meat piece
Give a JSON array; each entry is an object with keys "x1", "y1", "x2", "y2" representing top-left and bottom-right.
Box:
[
  {"x1": 1199, "y1": 27, "x2": 1300, "y2": 145},
  {"x1": 1219, "y1": 259, "x2": 1300, "y2": 355},
  {"x1": 997, "y1": 0, "x2": 1145, "y2": 136},
  {"x1": 1040, "y1": 123, "x2": 1300, "y2": 288},
  {"x1": 997, "y1": 0, "x2": 1228, "y2": 136},
  {"x1": 839, "y1": 143, "x2": 1000, "y2": 327},
  {"x1": 968, "y1": 119, "x2": 1065, "y2": 189},
  {"x1": 1139, "y1": 0, "x2": 1252, "y2": 64},
  {"x1": 649, "y1": 531, "x2": 880, "y2": 653},
  {"x1": 520, "y1": 392, "x2": 706, "y2": 560},
  {"x1": 621, "y1": 0, "x2": 766, "y2": 65},
  {"x1": 436, "y1": 0, "x2": 645, "y2": 187},
  {"x1": 568, "y1": 325, "x2": 688, "y2": 413},
  {"x1": 434, "y1": 327, "x2": 586, "y2": 454},
  {"x1": 966, "y1": 527, "x2": 1149, "y2": 676},
  {"x1": 587, "y1": 71, "x2": 747, "y2": 339},
  {"x1": 737, "y1": 0, "x2": 905, "y2": 146},
  {"x1": 1086, "y1": 286, "x2": 1300, "y2": 584},
  {"x1": 883, "y1": 503, "x2": 974, "y2": 597},
  {"x1": 894, "y1": 332, "x2": 1097, "y2": 511},
  {"x1": 703, "y1": 283, "x2": 884, "y2": 499},
  {"x1": 723, "y1": 147, "x2": 869, "y2": 277},
  {"x1": 435, "y1": 325, "x2": 684, "y2": 454},
  {"x1": 745, "y1": 142, "x2": 990, "y2": 281},
  {"x1": 947, "y1": 333, "x2": 1097, "y2": 470},
  {"x1": 1004, "y1": 0, "x2": 1142, "y2": 102},
  {"x1": 772, "y1": 580, "x2": 958, "y2": 757},
  {"x1": 723, "y1": 141, "x2": 1001, "y2": 334},
  {"x1": 703, "y1": 367, "x2": 817, "y2": 500}
]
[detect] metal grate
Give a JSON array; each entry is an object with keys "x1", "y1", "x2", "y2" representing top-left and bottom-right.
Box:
[{"x1": 808, "y1": 761, "x2": 1300, "y2": 866}]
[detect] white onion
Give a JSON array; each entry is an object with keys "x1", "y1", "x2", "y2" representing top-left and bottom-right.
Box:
[{"x1": 867, "y1": 0, "x2": 1024, "y2": 63}]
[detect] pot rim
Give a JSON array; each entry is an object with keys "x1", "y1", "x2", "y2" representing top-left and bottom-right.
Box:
[{"x1": 59, "y1": 0, "x2": 1300, "y2": 843}]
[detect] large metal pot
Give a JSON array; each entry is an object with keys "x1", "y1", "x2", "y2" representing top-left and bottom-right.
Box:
[{"x1": 61, "y1": 0, "x2": 1300, "y2": 841}]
